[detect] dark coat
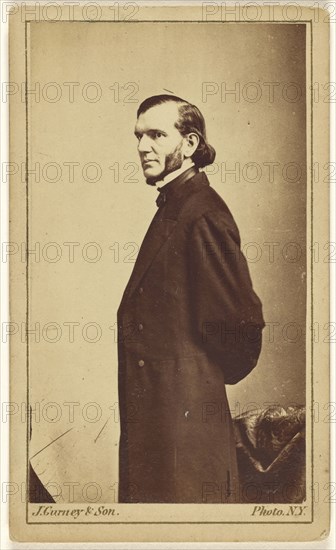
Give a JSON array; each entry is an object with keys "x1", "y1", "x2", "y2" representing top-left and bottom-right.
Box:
[{"x1": 117, "y1": 167, "x2": 265, "y2": 503}]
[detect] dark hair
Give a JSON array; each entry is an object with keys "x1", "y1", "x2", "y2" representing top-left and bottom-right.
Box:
[{"x1": 137, "y1": 94, "x2": 216, "y2": 168}]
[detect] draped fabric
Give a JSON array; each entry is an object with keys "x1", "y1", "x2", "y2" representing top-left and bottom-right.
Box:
[{"x1": 234, "y1": 405, "x2": 306, "y2": 503}]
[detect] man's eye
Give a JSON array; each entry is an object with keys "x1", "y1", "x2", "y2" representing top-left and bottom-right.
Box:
[{"x1": 155, "y1": 132, "x2": 164, "y2": 139}]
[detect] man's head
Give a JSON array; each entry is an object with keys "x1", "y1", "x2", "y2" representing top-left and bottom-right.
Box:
[{"x1": 134, "y1": 95, "x2": 216, "y2": 185}]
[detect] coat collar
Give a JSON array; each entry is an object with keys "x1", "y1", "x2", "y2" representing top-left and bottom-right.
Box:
[
  {"x1": 156, "y1": 169, "x2": 209, "y2": 221},
  {"x1": 119, "y1": 170, "x2": 210, "y2": 306},
  {"x1": 156, "y1": 165, "x2": 199, "y2": 208}
]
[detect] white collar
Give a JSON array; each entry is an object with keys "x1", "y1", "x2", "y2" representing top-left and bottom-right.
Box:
[{"x1": 156, "y1": 159, "x2": 195, "y2": 187}]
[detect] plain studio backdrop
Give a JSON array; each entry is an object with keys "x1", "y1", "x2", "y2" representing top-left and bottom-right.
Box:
[{"x1": 27, "y1": 21, "x2": 306, "y2": 502}]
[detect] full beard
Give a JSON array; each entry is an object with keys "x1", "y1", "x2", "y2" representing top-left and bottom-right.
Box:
[{"x1": 145, "y1": 141, "x2": 184, "y2": 186}]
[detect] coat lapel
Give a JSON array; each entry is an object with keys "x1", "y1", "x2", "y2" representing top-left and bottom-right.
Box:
[
  {"x1": 120, "y1": 215, "x2": 177, "y2": 303},
  {"x1": 119, "y1": 170, "x2": 209, "y2": 307}
]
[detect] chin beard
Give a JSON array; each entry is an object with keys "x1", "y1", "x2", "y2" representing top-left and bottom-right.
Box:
[
  {"x1": 145, "y1": 142, "x2": 184, "y2": 186},
  {"x1": 145, "y1": 176, "x2": 158, "y2": 187}
]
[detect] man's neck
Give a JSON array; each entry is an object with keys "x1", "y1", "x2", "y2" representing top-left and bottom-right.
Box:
[{"x1": 157, "y1": 159, "x2": 195, "y2": 187}]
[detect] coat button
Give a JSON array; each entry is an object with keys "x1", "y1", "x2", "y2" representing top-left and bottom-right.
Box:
[
  {"x1": 138, "y1": 323, "x2": 144, "y2": 331},
  {"x1": 138, "y1": 359, "x2": 145, "y2": 367},
  {"x1": 139, "y1": 287, "x2": 144, "y2": 294}
]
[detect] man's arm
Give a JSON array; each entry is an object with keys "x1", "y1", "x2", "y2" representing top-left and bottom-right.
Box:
[{"x1": 188, "y1": 209, "x2": 265, "y2": 384}]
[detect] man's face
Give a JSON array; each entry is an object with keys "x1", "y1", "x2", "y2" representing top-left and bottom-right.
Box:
[{"x1": 134, "y1": 102, "x2": 185, "y2": 185}]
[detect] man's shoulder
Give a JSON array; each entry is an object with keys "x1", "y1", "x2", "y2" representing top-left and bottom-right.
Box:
[{"x1": 182, "y1": 171, "x2": 237, "y2": 228}]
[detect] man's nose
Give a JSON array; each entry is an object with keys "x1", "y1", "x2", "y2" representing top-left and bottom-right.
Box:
[{"x1": 137, "y1": 135, "x2": 152, "y2": 153}]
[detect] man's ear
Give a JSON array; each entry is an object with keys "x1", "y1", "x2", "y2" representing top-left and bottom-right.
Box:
[{"x1": 183, "y1": 132, "x2": 199, "y2": 158}]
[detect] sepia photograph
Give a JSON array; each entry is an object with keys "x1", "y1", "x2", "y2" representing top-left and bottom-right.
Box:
[{"x1": 6, "y1": 1, "x2": 331, "y2": 543}]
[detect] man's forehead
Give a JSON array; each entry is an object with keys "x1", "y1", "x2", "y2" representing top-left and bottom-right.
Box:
[{"x1": 136, "y1": 102, "x2": 179, "y2": 130}]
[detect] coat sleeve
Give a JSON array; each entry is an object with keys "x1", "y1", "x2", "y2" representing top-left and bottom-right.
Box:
[{"x1": 188, "y1": 209, "x2": 265, "y2": 384}]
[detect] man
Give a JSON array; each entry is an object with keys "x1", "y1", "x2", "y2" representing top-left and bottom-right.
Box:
[{"x1": 117, "y1": 95, "x2": 265, "y2": 503}]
